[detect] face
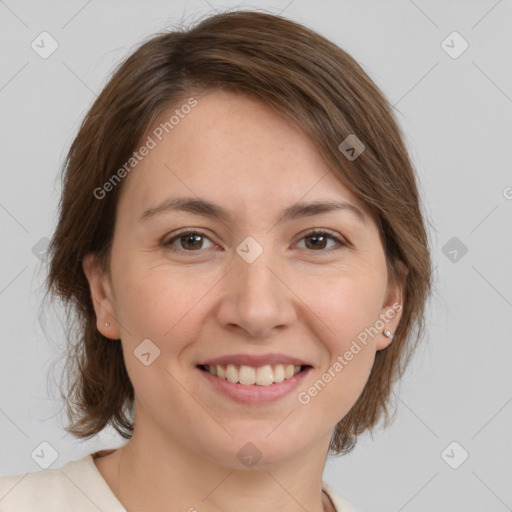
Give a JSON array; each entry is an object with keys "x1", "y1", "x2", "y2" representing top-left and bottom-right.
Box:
[{"x1": 84, "y1": 89, "x2": 404, "y2": 469}]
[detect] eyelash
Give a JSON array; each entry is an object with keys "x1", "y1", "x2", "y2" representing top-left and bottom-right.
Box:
[{"x1": 163, "y1": 229, "x2": 348, "y2": 255}]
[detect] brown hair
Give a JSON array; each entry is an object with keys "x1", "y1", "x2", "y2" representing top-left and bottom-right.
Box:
[{"x1": 46, "y1": 9, "x2": 432, "y2": 455}]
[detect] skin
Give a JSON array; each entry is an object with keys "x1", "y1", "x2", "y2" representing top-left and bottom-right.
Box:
[{"x1": 83, "y1": 89, "x2": 405, "y2": 512}]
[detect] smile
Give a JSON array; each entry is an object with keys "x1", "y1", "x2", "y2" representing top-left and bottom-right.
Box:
[
  {"x1": 198, "y1": 363, "x2": 309, "y2": 387},
  {"x1": 197, "y1": 363, "x2": 312, "y2": 404}
]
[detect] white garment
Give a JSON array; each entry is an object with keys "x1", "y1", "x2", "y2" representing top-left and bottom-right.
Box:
[{"x1": 0, "y1": 453, "x2": 361, "y2": 511}]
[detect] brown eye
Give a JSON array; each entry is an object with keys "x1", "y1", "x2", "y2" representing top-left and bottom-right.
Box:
[
  {"x1": 296, "y1": 230, "x2": 346, "y2": 251},
  {"x1": 165, "y1": 231, "x2": 215, "y2": 252}
]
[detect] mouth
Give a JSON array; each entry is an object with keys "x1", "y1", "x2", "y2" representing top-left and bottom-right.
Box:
[
  {"x1": 197, "y1": 363, "x2": 312, "y2": 387},
  {"x1": 196, "y1": 362, "x2": 313, "y2": 404}
]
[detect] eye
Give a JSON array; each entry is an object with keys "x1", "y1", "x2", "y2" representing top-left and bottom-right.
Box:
[
  {"x1": 295, "y1": 230, "x2": 347, "y2": 252},
  {"x1": 164, "y1": 230, "x2": 216, "y2": 253},
  {"x1": 163, "y1": 228, "x2": 348, "y2": 254}
]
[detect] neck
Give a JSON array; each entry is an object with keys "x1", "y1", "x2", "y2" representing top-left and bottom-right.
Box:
[{"x1": 95, "y1": 423, "x2": 335, "y2": 512}]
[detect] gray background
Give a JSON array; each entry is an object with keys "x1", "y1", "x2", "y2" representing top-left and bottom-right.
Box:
[{"x1": 1, "y1": 1, "x2": 511, "y2": 511}]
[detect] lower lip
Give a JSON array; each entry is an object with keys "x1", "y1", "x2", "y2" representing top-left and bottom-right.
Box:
[{"x1": 197, "y1": 366, "x2": 312, "y2": 404}]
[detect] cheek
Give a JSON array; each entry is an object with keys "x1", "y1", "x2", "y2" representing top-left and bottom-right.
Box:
[
  {"x1": 111, "y1": 265, "x2": 204, "y2": 403},
  {"x1": 114, "y1": 273, "x2": 171, "y2": 336},
  {"x1": 111, "y1": 255, "x2": 219, "y2": 353},
  {"x1": 296, "y1": 271, "x2": 383, "y2": 403},
  {"x1": 300, "y1": 267, "x2": 385, "y2": 342}
]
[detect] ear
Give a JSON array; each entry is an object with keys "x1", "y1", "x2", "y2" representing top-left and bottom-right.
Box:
[
  {"x1": 82, "y1": 253, "x2": 120, "y2": 340},
  {"x1": 376, "y1": 260, "x2": 408, "y2": 351}
]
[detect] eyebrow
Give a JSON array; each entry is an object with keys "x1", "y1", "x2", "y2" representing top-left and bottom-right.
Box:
[{"x1": 140, "y1": 197, "x2": 367, "y2": 226}]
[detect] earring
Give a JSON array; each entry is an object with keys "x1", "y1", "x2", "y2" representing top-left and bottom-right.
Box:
[
  {"x1": 382, "y1": 329, "x2": 394, "y2": 340},
  {"x1": 104, "y1": 321, "x2": 110, "y2": 327}
]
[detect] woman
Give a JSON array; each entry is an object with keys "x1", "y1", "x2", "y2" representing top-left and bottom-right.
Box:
[{"x1": 0, "y1": 9, "x2": 432, "y2": 512}]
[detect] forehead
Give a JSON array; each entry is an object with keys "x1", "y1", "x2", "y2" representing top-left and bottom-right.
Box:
[{"x1": 117, "y1": 89, "x2": 368, "y2": 221}]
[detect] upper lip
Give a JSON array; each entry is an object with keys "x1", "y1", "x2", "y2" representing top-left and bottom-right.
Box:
[{"x1": 197, "y1": 353, "x2": 312, "y2": 368}]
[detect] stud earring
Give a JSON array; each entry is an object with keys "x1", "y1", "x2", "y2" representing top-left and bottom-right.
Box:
[
  {"x1": 104, "y1": 321, "x2": 110, "y2": 327},
  {"x1": 382, "y1": 329, "x2": 394, "y2": 340}
]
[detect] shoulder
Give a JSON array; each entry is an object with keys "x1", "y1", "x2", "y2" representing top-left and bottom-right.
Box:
[
  {"x1": 1, "y1": 459, "x2": 357, "y2": 512},
  {"x1": 0, "y1": 452, "x2": 125, "y2": 512},
  {"x1": 322, "y1": 480, "x2": 362, "y2": 512}
]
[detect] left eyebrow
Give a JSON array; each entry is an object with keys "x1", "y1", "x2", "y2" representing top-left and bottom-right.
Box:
[{"x1": 139, "y1": 197, "x2": 367, "y2": 226}]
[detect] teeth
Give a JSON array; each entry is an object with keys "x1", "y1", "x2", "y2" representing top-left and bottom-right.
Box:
[{"x1": 204, "y1": 364, "x2": 303, "y2": 386}]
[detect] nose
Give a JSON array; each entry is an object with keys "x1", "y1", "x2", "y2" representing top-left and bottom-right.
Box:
[{"x1": 215, "y1": 247, "x2": 297, "y2": 339}]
